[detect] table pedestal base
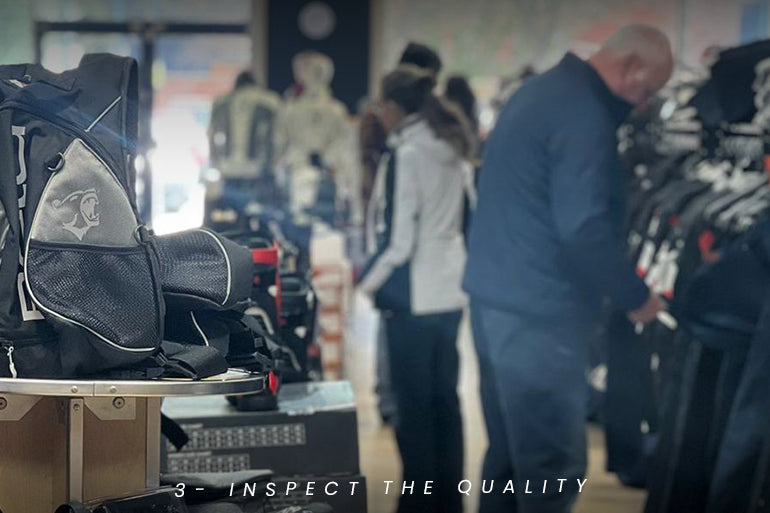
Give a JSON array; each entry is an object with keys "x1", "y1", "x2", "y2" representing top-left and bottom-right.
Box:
[{"x1": 0, "y1": 396, "x2": 161, "y2": 513}]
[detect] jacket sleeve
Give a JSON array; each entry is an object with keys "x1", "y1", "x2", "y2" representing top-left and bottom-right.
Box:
[
  {"x1": 358, "y1": 146, "x2": 420, "y2": 296},
  {"x1": 549, "y1": 119, "x2": 649, "y2": 312}
]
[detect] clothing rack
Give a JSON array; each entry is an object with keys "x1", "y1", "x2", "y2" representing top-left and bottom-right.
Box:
[{"x1": 604, "y1": 41, "x2": 770, "y2": 513}]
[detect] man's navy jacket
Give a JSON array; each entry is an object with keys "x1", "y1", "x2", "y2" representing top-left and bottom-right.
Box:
[{"x1": 463, "y1": 53, "x2": 649, "y2": 318}]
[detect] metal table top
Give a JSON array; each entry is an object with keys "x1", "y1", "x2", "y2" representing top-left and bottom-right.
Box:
[{"x1": 0, "y1": 369, "x2": 266, "y2": 397}]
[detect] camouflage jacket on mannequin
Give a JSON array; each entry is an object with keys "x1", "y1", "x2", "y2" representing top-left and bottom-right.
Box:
[{"x1": 209, "y1": 82, "x2": 282, "y2": 181}]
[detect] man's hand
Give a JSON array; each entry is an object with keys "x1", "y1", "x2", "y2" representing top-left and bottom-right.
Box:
[{"x1": 627, "y1": 292, "x2": 667, "y2": 324}]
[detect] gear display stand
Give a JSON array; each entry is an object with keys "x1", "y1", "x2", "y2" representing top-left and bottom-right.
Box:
[{"x1": 0, "y1": 370, "x2": 265, "y2": 513}]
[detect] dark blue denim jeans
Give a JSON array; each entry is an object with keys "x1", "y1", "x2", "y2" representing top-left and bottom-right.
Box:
[{"x1": 471, "y1": 300, "x2": 589, "y2": 513}]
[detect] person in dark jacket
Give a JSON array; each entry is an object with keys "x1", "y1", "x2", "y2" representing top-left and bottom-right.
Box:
[
  {"x1": 359, "y1": 65, "x2": 474, "y2": 513},
  {"x1": 463, "y1": 25, "x2": 673, "y2": 513},
  {"x1": 445, "y1": 75, "x2": 478, "y2": 136},
  {"x1": 444, "y1": 74, "x2": 481, "y2": 164}
]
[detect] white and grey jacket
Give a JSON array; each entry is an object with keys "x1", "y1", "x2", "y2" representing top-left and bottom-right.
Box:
[{"x1": 359, "y1": 115, "x2": 472, "y2": 315}]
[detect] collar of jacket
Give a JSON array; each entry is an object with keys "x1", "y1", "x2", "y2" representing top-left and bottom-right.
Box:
[
  {"x1": 386, "y1": 113, "x2": 426, "y2": 149},
  {"x1": 560, "y1": 52, "x2": 633, "y2": 127}
]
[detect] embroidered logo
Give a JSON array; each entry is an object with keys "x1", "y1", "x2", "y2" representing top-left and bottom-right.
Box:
[{"x1": 52, "y1": 189, "x2": 100, "y2": 241}]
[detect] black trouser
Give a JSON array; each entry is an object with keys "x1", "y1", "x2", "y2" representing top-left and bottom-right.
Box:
[
  {"x1": 376, "y1": 317, "x2": 397, "y2": 422},
  {"x1": 385, "y1": 309, "x2": 464, "y2": 513}
]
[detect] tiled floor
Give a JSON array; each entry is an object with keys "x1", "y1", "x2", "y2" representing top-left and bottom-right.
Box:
[{"x1": 346, "y1": 294, "x2": 646, "y2": 513}]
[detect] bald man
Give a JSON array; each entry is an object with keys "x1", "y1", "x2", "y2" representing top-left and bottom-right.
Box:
[{"x1": 463, "y1": 26, "x2": 673, "y2": 513}]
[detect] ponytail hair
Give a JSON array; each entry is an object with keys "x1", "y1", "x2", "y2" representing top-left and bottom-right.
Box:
[{"x1": 382, "y1": 65, "x2": 475, "y2": 159}]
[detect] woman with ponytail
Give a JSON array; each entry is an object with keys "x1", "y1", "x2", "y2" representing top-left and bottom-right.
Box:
[{"x1": 358, "y1": 64, "x2": 474, "y2": 513}]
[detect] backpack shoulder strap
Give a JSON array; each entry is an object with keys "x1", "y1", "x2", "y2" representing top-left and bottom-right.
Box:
[
  {"x1": 239, "y1": 314, "x2": 301, "y2": 372},
  {"x1": 156, "y1": 343, "x2": 229, "y2": 380},
  {"x1": 74, "y1": 54, "x2": 139, "y2": 193}
]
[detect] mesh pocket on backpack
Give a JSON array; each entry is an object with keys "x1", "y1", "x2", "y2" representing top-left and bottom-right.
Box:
[
  {"x1": 155, "y1": 230, "x2": 230, "y2": 305},
  {"x1": 155, "y1": 228, "x2": 253, "y2": 310},
  {"x1": 26, "y1": 242, "x2": 160, "y2": 352}
]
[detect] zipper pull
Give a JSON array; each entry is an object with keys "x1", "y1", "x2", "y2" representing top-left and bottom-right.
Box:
[
  {"x1": 133, "y1": 224, "x2": 152, "y2": 244},
  {"x1": 46, "y1": 152, "x2": 65, "y2": 173},
  {"x1": 5, "y1": 345, "x2": 17, "y2": 379}
]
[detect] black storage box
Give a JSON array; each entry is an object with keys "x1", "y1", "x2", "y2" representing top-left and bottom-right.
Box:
[{"x1": 162, "y1": 381, "x2": 359, "y2": 476}]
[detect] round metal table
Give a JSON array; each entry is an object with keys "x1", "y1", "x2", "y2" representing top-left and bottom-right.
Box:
[{"x1": 0, "y1": 370, "x2": 265, "y2": 513}]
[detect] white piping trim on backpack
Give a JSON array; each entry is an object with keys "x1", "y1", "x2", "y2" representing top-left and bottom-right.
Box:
[
  {"x1": 244, "y1": 306, "x2": 275, "y2": 335},
  {"x1": 23, "y1": 139, "x2": 155, "y2": 354},
  {"x1": 199, "y1": 229, "x2": 232, "y2": 306},
  {"x1": 85, "y1": 95, "x2": 121, "y2": 133},
  {"x1": 0, "y1": 223, "x2": 9, "y2": 267},
  {"x1": 190, "y1": 311, "x2": 210, "y2": 347}
]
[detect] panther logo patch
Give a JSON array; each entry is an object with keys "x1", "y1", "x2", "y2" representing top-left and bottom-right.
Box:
[{"x1": 52, "y1": 188, "x2": 100, "y2": 241}]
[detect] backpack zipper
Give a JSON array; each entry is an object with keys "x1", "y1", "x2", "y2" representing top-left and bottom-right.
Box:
[
  {"x1": 3, "y1": 79, "x2": 24, "y2": 89},
  {"x1": 1, "y1": 341, "x2": 17, "y2": 378}
]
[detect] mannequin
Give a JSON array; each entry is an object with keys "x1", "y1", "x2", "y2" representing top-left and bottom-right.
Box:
[
  {"x1": 209, "y1": 71, "x2": 282, "y2": 181},
  {"x1": 205, "y1": 71, "x2": 283, "y2": 227},
  {"x1": 276, "y1": 51, "x2": 361, "y2": 224}
]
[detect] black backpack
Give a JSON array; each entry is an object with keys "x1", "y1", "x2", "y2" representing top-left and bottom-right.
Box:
[
  {"x1": 0, "y1": 54, "x2": 164, "y2": 377},
  {"x1": 0, "y1": 55, "x2": 282, "y2": 381}
]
